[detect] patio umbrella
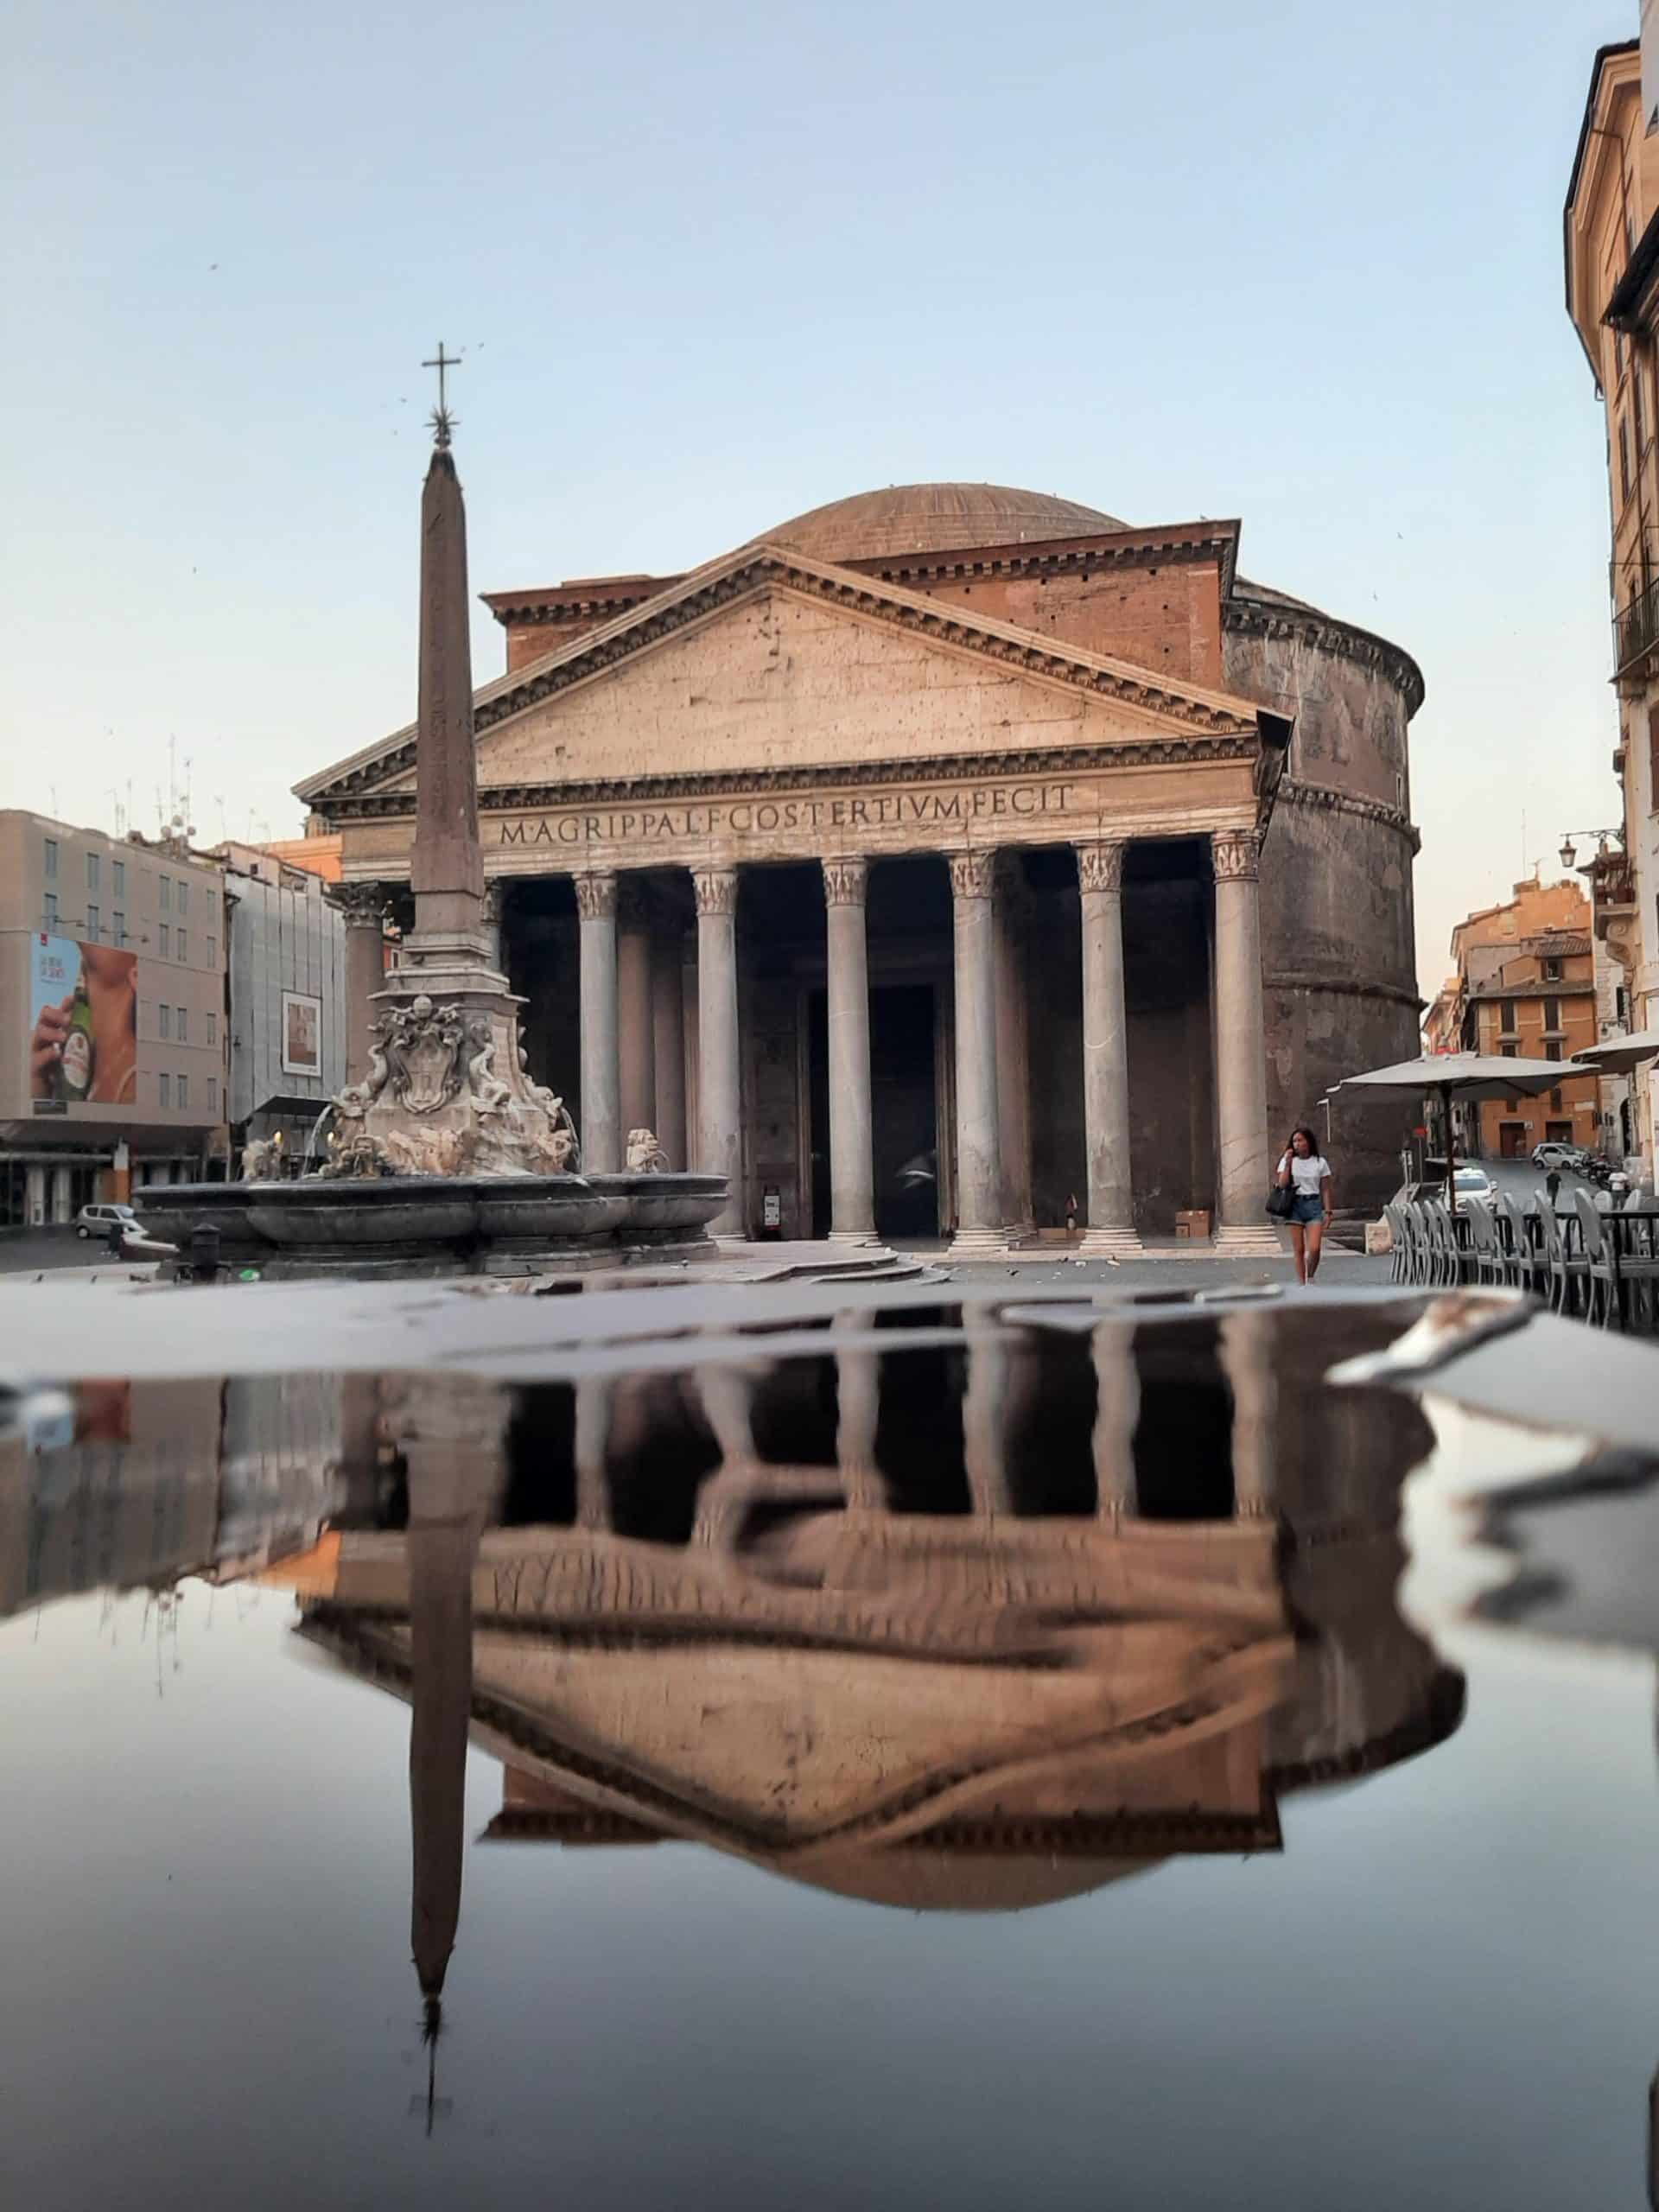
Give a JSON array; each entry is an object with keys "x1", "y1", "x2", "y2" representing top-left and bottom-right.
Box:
[
  {"x1": 1335, "y1": 1053, "x2": 1593, "y2": 1212},
  {"x1": 1575, "y1": 1027, "x2": 1659, "y2": 1077}
]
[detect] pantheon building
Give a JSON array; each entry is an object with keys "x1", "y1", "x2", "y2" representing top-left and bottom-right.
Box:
[{"x1": 299, "y1": 483, "x2": 1422, "y2": 1245}]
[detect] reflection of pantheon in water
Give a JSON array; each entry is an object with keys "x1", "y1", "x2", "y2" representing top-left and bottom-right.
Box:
[{"x1": 285, "y1": 1303, "x2": 1464, "y2": 2020}]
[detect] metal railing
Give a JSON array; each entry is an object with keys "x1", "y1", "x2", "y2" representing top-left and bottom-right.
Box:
[{"x1": 1615, "y1": 575, "x2": 1659, "y2": 675}]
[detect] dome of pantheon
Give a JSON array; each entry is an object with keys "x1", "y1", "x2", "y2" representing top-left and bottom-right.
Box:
[{"x1": 758, "y1": 480, "x2": 1323, "y2": 613}]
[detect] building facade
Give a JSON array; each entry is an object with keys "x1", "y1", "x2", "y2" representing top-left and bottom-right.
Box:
[
  {"x1": 1422, "y1": 876, "x2": 1599, "y2": 1159},
  {"x1": 211, "y1": 842, "x2": 348, "y2": 1166},
  {"x1": 0, "y1": 811, "x2": 230, "y2": 1225},
  {"x1": 1565, "y1": 35, "x2": 1659, "y2": 1179},
  {"x1": 299, "y1": 483, "x2": 1422, "y2": 1243}
]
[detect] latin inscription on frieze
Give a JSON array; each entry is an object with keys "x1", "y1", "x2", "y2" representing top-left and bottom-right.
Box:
[{"x1": 495, "y1": 780, "x2": 1082, "y2": 849}]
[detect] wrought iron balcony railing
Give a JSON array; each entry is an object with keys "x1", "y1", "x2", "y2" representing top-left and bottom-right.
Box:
[{"x1": 1614, "y1": 575, "x2": 1659, "y2": 676}]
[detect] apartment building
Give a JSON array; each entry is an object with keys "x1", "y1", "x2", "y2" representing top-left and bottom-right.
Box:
[
  {"x1": 211, "y1": 841, "x2": 347, "y2": 1160},
  {"x1": 1564, "y1": 33, "x2": 1659, "y2": 1176},
  {"x1": 0, "y1": 810, "x2": 230, "y2": 1224},
  {"x1": 1423, "y1": 877, "x2": 1599, "y2": 1160}
]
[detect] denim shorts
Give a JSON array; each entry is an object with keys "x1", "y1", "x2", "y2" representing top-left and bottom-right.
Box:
[{"x1": 1289, "y1": 1193, "x2": 1325, "y2": 1225}]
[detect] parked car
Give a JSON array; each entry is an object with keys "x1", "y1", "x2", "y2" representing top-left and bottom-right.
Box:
[
  {"x1": 1530, "y1": 1141, "x2": 1591, "y2": 1173},
  {"x1": 74, "y1": 1201, "x2": 137, "y2": 1240}
]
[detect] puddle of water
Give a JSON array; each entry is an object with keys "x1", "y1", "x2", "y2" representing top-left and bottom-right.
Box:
[{"x1": 3, "y1": 1294, "x2": 1657, "y2": 2211}]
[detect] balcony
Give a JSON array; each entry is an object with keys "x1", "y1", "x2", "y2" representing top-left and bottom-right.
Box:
[{"x1": 1614, "y1": 577, "x2": 1659, "y2": 680}]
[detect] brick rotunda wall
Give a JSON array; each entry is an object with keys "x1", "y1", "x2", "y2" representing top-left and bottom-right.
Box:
[{"x1": 1223, "y1": 598, "x2": 1424, "y2": 1221}]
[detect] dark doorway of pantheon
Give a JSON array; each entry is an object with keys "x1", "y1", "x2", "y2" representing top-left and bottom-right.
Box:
[{"x1": 808, "y1": 982, "x2": 939, "y2": 1240}]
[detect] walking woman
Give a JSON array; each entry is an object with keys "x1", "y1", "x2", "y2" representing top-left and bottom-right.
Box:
[{"x1": 1276, "y1": 1125, "x2": 1334, "y2": 1284}]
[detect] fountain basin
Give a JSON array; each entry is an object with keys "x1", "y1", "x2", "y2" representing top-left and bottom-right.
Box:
[
  {"x1": 135, "y1": 1183, "x2": 265, "y2": 1258},
  {"x1": 586, "y1": 1173, "x2": 730, "y2": 1232},
  {"x1": 134, "y1": 1170, "x2": 729, "y2": 1276}
]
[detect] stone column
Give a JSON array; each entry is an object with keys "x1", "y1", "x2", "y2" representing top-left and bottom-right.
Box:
[
  {"x1": 617, "y1": 880, "x2": 656, "y2": 1145},
  {"x1": 947, "y1": 852, "x2": 1004, "y2": 1256},
  {"x1": 994, "y1": 860, "x2": 1033, "y2": 1244},
  {"x1": 1090, "y1": 1318, "x2": 1141, "y2": 1518},
  {"x1": 1077, "y1": 842, "x2": 1141, "y2": 1255},
  {"x1": 651, "y1": 925, "x2": 688, "y2": 1170},
  {"x1": 1211, "y1": 830, "x2": 1278, "y2": 1254},
  {"x1": 694, "y1": 867, "x2": 744, "y2": 1239},
  {"x1": 338, "y1": 882, "x2": 389, "y2": 1088},
  {"x1": 575, "y1": 871, "x2": 620, "y2": 1176},
  {"x1": 823, "y1": 857, "x2": 875, "y2": 1243}
]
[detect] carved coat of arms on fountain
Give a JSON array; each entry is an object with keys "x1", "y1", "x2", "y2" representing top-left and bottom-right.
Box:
[
  {"x1": 325, "y1": 991, "x2": 582, "y2": 1179},
  {"x1": 384, "y1": 995, "x2": 467, "y2": 1115}
]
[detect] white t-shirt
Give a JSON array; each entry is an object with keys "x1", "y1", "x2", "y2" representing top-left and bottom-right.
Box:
[{"x1": 1279, "y1": 1151, "x2": 1330, "y2": 1197}]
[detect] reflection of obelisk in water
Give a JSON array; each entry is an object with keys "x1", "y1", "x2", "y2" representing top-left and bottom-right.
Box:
[{"x1": 392, "y1": 1376, "x2": 509, "y2": 2032}]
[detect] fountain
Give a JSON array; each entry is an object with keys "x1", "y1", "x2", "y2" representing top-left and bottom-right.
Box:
[{"x1": 141, "y1": 362, "x2": 727, "y2": 1278}]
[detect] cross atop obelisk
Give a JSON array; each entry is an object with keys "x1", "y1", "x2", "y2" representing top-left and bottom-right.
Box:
[{"x1": 422, "y1": 341, "x2": 461, "y2": 449}]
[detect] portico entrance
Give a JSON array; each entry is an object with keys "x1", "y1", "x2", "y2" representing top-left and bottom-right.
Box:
[
  {"x1": 809, "y1": 982, "x2": 942, "y2": 1241},
  {"x1": 313, "y1": 537, "x2": 1290, "y2": 1252}
]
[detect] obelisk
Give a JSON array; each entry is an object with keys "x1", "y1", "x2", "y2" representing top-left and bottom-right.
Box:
[{"x1": 407, "y1": 354, "x2": 486, "y2": 957}]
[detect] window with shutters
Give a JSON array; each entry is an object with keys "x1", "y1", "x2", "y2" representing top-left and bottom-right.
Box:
[
  {"x1": 1649, "y1": 704, "x2": 1659, "y2": 810},
  {"x1": 1544, "y1": 997, "x2": 1563, "y2": 1032},
  {"x1": 159, "y1": 1005, "x2": 171, "y2": 1041},
  {"x1": 1621, "y1": 416, "x2": 1633, "y2": 500},
  {"x1": 159, "y1": 1072, "x2": 171, "y2": 1109}
]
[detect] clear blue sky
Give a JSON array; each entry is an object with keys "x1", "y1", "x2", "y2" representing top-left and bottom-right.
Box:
[{"x1": 0, "y1": 0, "x2": 1633, "y2": 995}]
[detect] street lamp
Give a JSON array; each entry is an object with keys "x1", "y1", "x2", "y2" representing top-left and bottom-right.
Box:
[{"x1": 1559, "y1": 827, "x2": 1624, "y2": 872}]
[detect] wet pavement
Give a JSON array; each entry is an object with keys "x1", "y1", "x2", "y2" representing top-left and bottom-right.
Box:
[{"x1": 2, "y1": 1281, "x2": 1657, "y2": 2210}]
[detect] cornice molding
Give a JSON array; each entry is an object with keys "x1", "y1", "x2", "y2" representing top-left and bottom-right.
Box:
[
  {"x1": 325, "y1": 734, "x2": 1260, "y2": 823},
  {"x1": 1277, "y1": 775, "x2": 1422, "y2": 853},
  {"x1": 1264, "y1": 969, "x2": 1424, "y2": 1012},
  {"x1": 1224, "y1": 597, "x2": 1426, "y2": 719},
  {"x1": 866, "y1": 525, "x2": 1240, "y2": 594}
]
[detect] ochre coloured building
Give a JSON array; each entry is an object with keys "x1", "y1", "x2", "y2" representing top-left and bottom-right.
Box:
[{"x1": 299, "y1": 482, "x2": 1422, "y2": 1243}]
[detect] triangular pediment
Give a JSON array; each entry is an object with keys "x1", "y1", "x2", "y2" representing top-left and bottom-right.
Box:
[{"x1": 298, "y1": 544, "x2": 1265, "y2": 810}]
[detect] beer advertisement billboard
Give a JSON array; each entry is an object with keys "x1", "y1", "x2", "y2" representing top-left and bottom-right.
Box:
[{"x1": 29, "y1": 935, "x2": 138, "y2": 1114}]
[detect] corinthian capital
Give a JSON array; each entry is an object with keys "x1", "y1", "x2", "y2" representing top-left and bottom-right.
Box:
[
  {"x1": 574, "y1": 870, "x2": 619, "y2": 921},
  {"x1": 948, "y1": 851, "x2": 995, "y2": 901},
  {"x1": 1077, "y1": 841, "x2": 1127, "y2": 894},
  {"x1": 1211, "y1": 830, "x2": 1261, "y2": 884},
  {"x1": 822, "y1": 856, "x2": 868, "y2": 907},
  {"x1": 334, "y1": 880, "x2": 391, "y2": 926},
  {"x1": 692, "y1": 867, "x2": 739, "y2": 917}
]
